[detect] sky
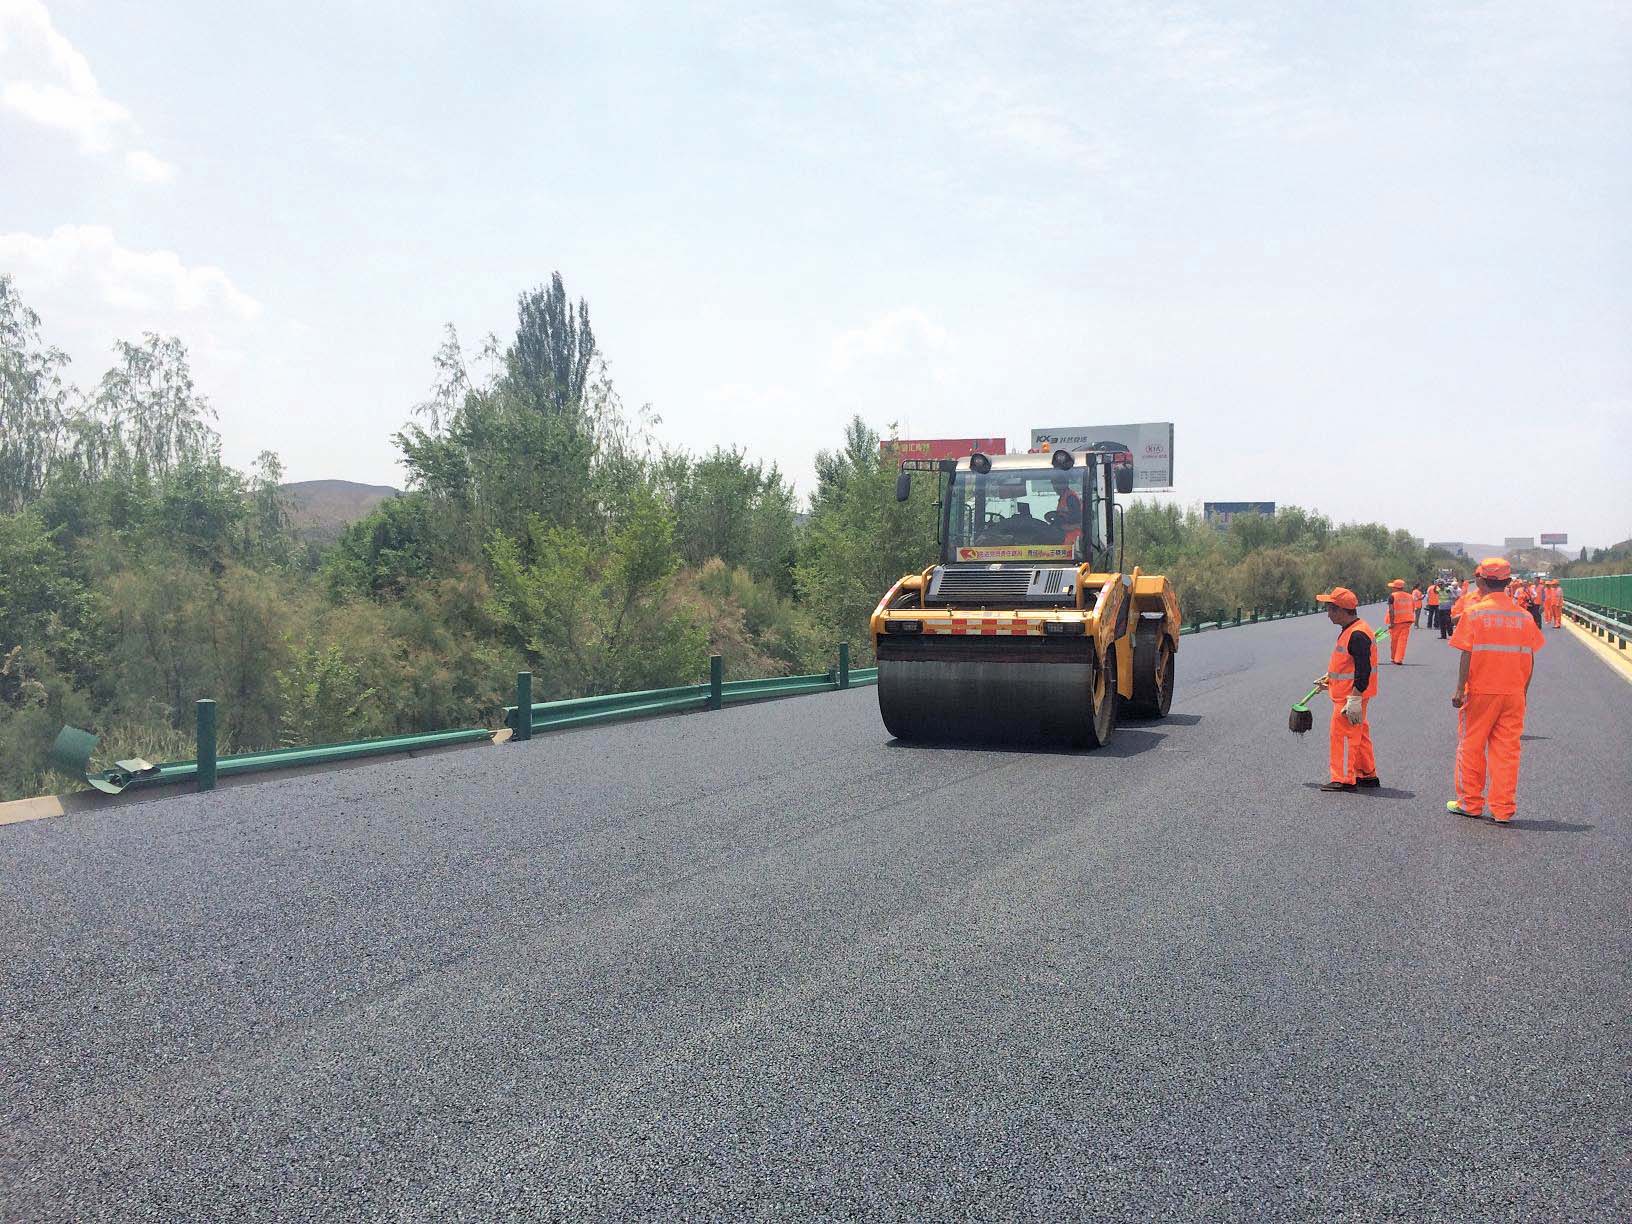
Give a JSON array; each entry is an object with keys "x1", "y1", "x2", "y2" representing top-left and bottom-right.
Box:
[{"x1": 2, "y1": 0, "x2": 1629, "y2": 549}]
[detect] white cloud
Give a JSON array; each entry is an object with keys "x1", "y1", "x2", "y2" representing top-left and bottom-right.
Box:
[
  {"x1": 831, "y1": 307, "x2": 947, "y2": 374},
  {"x1": 123, "y1": 148, "x2": 175, "y2": 183},
  {"x1": 0, "y1": 0, "x2": 171, "y2": 177},
  {"x1": 0, "y1": 225, "x2": 261, "y2": 320}
]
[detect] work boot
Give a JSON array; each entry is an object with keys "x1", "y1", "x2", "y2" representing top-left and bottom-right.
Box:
[
  {"x1": 1321, "y1": 781, "x2": 1358, "y2": 793},
  {"x1": 1446, "y1": 800, "x2": 1483, "y2": 819},
  {"x1": 1490, "y1": 814, "x2": 1516, "y2": 825},
  {"x1": 1356, "y1": 775, "x2": 1381, "y2": 788}
]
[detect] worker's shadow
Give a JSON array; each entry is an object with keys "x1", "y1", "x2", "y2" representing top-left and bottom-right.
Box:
[
  {"x1": 1300, "y1": 782, "x2": 1416, "y2": 800},
  {"x1": 1508, "y1": 819, "x2": 1593, "y2": 834}
]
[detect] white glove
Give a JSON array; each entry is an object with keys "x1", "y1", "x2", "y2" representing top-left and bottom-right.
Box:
[{"x1": 1342, "y1": 695, "x2": 1363, "y2": 725}]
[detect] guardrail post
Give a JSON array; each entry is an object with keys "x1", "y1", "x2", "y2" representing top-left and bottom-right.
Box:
[
  {"x1": 839, "y1": 642, "x2": 850, "y2": 689},
  {"x1": 195, "y1": 699, "x2": 217, "y2": 792},
  {"x1": 1234, "y1": 607, "x2": 1242, "y2": 625},
  {"x1": 708, "y1": 654, "x2": 723, "y2": 710},
  {"x1": 515, "y1": 671, "x2": 532, "y2": 741}
]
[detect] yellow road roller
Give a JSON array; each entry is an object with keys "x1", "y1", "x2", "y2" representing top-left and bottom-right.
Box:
[{"x1": 871, "y1": 445, "x2": 1180, "y2": 748}]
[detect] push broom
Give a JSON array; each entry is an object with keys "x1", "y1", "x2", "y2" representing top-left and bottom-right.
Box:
[{"x1": 1289, "y1": 623, "x2": 1390, "y2": 735}]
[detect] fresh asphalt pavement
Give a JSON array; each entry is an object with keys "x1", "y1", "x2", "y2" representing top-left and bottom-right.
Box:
[{"x1": 3, "y1": 605, "x2": 1629, "y2": 1219}]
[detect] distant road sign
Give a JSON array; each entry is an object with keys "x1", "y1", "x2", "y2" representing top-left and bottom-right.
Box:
[
  {"x1": 881, "y1": 437, "x2": 1006, "y2": 462},
  {"x1": 1540, "y1": 532, "x2": 1568, "y2": 546},
  {"x1": 1204, "y1": 501, "x2": 1276, "y2": 527}
]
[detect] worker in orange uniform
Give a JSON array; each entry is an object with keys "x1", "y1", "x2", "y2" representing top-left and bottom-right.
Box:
[
  {"x1": 1313, "y1": 586, "x2": 1379, "y2": 793},
  {"x1": 1447, "y1": 558, "x2": 1546, "y2": 824},
  {"x1": 1425, "y1": 581, "x2": 1443, "y2": 632},
  {"x1": 1546, "y1": 580, "x2": 1564, "y2": 627},
  {"x1": 1385, "y1": 579, "x2": 1413, "y2": 664},
  {"x1": 1412, "y1": 585, "x2": 1424, "y2": 627}
]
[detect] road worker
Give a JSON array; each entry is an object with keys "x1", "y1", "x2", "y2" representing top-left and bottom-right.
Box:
[
  {"x1": 1386, "y1": 579, "x2": 1414, "y2": 664},
  {"x1": 1425, "y1": 581, "x2": 1442, "y2": 631},
  {"x1": 1049, "y1": 472, "x2": 1084, "y2": 553},
  {"x1": 1527, "y1": 579, "x2": 1544, "y2": 629},
  {"x1": 1312, "y1": 586, "x2": 1379, "y2": 793},
  {"x1": 1448, "y1": 557, "x2": 1546, "y2": 824},
  {"x1": 1442, "y1": 579, "x2": 1466, "y2": 640},
  {"x1": 1545, "y1": 580, "x2": 1564, "y2": 628},
  {"x1": 1412, "y1": 585, "x2": 1424, "y2": 627}
]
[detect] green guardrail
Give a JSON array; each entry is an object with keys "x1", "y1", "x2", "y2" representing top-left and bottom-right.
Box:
[
  {"x1": 49, "y1": 722, "x2": 494, "y2": 796},
  {"x1": 504, "y1": 645, "x2": 877, "y2": 736},
  {"x1": 1562, "y1": 599, "x2": 1631, "y2": 649},
  {"x1": 1560, "y1": 573, "x2": 1632, "y2": 619}
]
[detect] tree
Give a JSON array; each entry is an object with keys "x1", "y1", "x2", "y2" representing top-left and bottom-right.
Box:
[
  {"x1": 0, "y1": 276, "x2": 71, "y2": 513},
  {"x1": 486, "y1": 486, "x2": 706, "y2": 696},
  {"x1": 504, "y1": 273, "x2": 596, "y2": 417},
  {"x1": 796, "y1": 418, "x2": 938, "y2": 657},
  {"x1": 244, "y1": 450, "x2": 291, "y2": 564},
  {"x1": 89, "y1": 334, "x2": 219, "y2": 479}
]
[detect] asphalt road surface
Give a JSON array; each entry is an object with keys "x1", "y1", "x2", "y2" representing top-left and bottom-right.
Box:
[{"x1": 4, "y1": 607, "x2": 1630, "y2": 1219}]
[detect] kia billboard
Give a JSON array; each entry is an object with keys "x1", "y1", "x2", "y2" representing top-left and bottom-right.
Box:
[{"x1": 1029, "y1": 422, "x2": 1174, "y2": 489}]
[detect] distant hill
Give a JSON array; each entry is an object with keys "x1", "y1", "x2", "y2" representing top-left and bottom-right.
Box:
[{"x1": 280, "y1": 479, "x2": 399, "y2": 543}]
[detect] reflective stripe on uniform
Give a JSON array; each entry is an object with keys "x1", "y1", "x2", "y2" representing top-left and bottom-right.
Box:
[
  {"x1": 1328, "y1": 671, "x2": 1355, "y2": 680},
  {"x1": 1470, "y1": 643, "x2": 1533, "y2": 654}
]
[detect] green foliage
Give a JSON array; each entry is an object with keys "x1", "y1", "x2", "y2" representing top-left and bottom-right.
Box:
[
  {"x1": 277, "y1": 642, "x2": 380, "y2": 746},
  {"x1": 661, "y1": 447, "x2": 801, "y2": 594},
  {"x1": 0, "y1": 510, "x2": 104, "y2": 686},
  {"x1": 796, "y1": 417, "x2": 938, "y2": 659},
  {"x1": 487, "y1": 486, "x2": 708, "y2": 697},
  {"x1": 0, "y1": 275, "x2": 70, "y2": 513}
]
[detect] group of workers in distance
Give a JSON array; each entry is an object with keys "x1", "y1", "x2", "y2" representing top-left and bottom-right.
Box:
[{"x1": 1310, "y1": 558, "x2": 1561, "y2": 825}]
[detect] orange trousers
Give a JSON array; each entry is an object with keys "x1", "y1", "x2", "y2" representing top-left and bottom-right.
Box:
[
  {"x1": 1456, "y1": 692, "x2": 1526, "y2": 818},
  {"x1": 1329, "y1": 698, "x2": 1375, "y2": 784},
  {"x1": 1389, "y1": 622, "x2": 1411, "y2": 663}
]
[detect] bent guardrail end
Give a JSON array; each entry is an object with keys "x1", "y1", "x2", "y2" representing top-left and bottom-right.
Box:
[{"x1": 49, "y1": 726, "x2": 158, "y2": 795}]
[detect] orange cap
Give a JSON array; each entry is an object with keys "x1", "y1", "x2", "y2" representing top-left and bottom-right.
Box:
[
  {"x1": 1316, "y1": 586, "x2": 1359, "y2": 610},
  {"x1": 1388, "y1": 579, "x2": 1406, "y2": 589},
  {"x1": 1476, "y1": 557, "x2": 1511, "y2": 580}
]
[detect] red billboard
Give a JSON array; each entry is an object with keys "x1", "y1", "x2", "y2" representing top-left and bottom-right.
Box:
[{"x1": 881, "y1": 437, "x2": 1006, "y2": 463}]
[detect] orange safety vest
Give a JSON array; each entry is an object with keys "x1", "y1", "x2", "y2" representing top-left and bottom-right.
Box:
[
  {"x1": 1426, "y1": 586, "x2": 1441, "y2": 607},
  {"x1": 1388, "y1": 590, "x2": 1414, "y2": 625},
  {"x1": 1510, "y1": 584, "x2": 1529, "y2": 607},
  {"x1": 1451, "y1": 592, "x2": 1545, "y2": 694},
  {"x1": 1412, "y1": 588, "x2": 1423, "y2": 608},
  {"x1": 1327, "y1": 618, "x2": 1378, "y2": 701}
]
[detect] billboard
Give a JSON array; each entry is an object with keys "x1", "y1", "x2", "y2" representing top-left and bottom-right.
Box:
[
  {"x1": 1540, "y1": 532, "x2": 1568, "y2": 546},
  {"x1": 1204, "y1": 501, "x2": 1276, "y2": 527},
  {"x1": 881, "y1": 437, "x2": 1006, "y2": 462},
  {"x1": 1428, "y1": 541, "x2": 1466, "y2": 556},
  {"x1": 1030, "y1": 422, "x2": 1174, "y2": 489},
  {"x1": 1504, "y1": 537, "x2": 1535, "y2": 550}
]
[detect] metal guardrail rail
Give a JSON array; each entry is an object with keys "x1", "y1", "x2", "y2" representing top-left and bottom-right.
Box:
[
  {"x1": 505, "y1": 647, "x2": 877, "y2": 737},
  {"x1": 50, "y1": 725, "x2": 495, "y2": 796},
  {"x1": 1563, "y1": 599, "x2": 1631, "y2": 650}
]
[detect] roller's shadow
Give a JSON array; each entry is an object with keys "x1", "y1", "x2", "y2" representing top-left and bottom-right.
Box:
[{"x1": 885, "y1": 727, "x2": 1169, "y2": 758}]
